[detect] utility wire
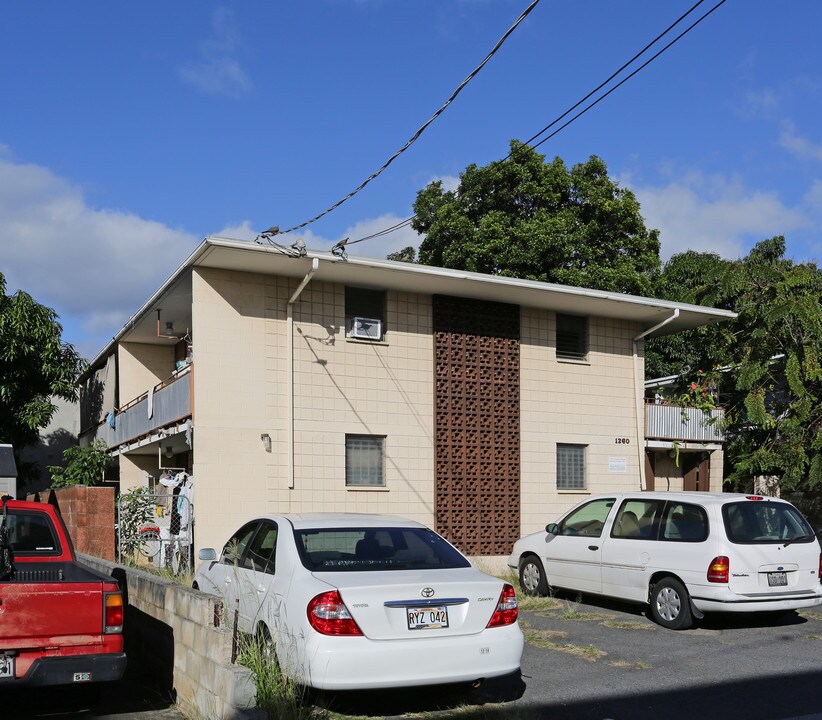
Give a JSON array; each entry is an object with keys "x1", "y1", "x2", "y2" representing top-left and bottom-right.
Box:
[
  {"x1": 345, "y1": 0, "x2": 727, "y2": 253},
  {"x1": 259, "y1": 0, "x2": 542, "y2": 241}
]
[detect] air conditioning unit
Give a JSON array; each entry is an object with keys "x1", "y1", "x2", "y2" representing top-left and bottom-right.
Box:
[{"x1": 347, "y1": 316, "x2": 383, "y2": 341}]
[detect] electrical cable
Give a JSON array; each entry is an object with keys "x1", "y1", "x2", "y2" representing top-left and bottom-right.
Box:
[
  {"x1": 258, "y1": 0, "x2": 542, "y2": 242},
  {"x1": 344, "y1": 0, "x2": 727, "y2": 253}
]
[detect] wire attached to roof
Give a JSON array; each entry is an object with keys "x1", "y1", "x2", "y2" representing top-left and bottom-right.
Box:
[{"x1": 256, "y1": 0, "x2": 543, "y2": 243}]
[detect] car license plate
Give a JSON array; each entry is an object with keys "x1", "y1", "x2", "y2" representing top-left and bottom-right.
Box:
[
  {"x1": 0, "y1": 655, "x2": 14, "y2": 678},
  {"x1": 407, "y1": 606, "x2": 449, "y2": 630},
  {"x1": 768, "y1": 571, "x2": 788, "y2": 587}
]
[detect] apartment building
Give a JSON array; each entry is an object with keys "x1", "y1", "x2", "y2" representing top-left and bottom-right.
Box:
[{"x1": 78, "y1": 236, "x2": 734, "y2": 559}]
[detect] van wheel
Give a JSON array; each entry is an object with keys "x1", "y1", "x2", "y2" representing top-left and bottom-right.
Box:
[
  {"x1": 519, "y1": 556, "x2": 548, "y2": 596},
  {"x1": 650, "y1": 578, "x2": 693, "y2": 630}
]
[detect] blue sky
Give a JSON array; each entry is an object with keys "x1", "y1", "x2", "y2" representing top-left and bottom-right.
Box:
[{"x1": 1, "y1": 0, "x2": 820, "y2": 360}]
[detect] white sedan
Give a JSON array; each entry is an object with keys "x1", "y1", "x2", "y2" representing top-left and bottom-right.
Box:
[{"x1": 193, "y1": 513, "x2": 523, "y2": 690}]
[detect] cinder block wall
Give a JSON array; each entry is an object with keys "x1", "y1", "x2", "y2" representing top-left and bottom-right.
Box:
[
  {"x1": 80, "y1": 555, "x2": 264, "y2": 720},
  {"x1": 49, "y1": 486, "x2": 116, "y2": 560}
]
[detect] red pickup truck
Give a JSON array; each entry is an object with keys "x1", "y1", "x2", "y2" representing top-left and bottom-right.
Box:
[{"x1": 0, "y1": 497, "x2": 127, "y2": 687}]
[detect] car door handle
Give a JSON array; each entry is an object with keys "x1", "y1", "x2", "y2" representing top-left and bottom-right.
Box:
[
  {"x1": 588, "y1": 545, "x2": 599, "y2": 551},
  {"x1": 224, "y1": 577, "x2": 232, "y2": 584}
]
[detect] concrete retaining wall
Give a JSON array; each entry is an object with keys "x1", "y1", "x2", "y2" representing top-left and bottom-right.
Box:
[{"x1": 80, "y1": 554, "x2": 264, "y2": 720}]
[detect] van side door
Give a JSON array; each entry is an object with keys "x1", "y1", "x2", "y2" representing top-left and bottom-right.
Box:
[{"x1": 543, "y1": 497, "x2": 615, "y2": 594}]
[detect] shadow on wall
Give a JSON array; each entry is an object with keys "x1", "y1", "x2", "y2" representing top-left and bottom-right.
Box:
[{"x1": 18, "y1": 427, "x2": 78, "y2": 496}]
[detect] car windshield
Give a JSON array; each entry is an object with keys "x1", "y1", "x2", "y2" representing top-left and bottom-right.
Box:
[
  {"x1": 722, "y1": 501, "x2": 814, "y2": 544},
  {"x1": 294, "y1": 526, "x2": 471, "y2": 572}
]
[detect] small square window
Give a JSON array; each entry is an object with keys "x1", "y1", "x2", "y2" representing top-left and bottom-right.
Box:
[
  {"x1": 556, "y1": 314, "x2": 588, "y2": 361},
  {"x1": 345, "y1": 287, "x2": 385, "y2": 340},
  {"x1": 557, "y1": 444, "x2": 586, "y2": 490},
  {"x1": 345, "y1": 435, "x2": 386, "y2": 487}
]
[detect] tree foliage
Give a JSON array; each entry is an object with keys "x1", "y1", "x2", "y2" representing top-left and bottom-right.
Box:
[
  {"x1": 649, "y1": 237, "x2": 822, "y2": 490},
  {"x1": 412, "y1": 141, "x2": 661, "y2": 295},
  {"x1": 0, "y1": 272, "x2": 85, "y2": 455},
  {"x1": 48, "y1": 440, "x2": 110, "y2": 488}
]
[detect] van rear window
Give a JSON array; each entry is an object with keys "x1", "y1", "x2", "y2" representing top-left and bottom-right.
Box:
[{"x1": 722, "y1": 502, "x2": 814, "y2": 544}]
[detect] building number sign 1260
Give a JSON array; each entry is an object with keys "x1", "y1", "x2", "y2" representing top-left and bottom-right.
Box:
[{"x1": 614, "y1": 438, "x2": 630, "y2": 444}]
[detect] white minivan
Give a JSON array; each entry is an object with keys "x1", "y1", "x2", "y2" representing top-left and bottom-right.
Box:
[{"x1": 508, "y1": 492, "x2": 822, "y2": 629}]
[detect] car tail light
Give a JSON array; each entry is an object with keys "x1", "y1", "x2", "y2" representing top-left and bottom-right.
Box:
[
  {"x1": 745, "y1": 496, "x2": 764, "y2": 501},
  {"x1": 707, "y1": 556, "x2": 730, "y2": 583},
  {"x1": 487, "y1": 583, "x2": 518, "y2": 628},
  {"x1": 104, "y1": 591, "x2": 124, "y2": 633},
  {"x1": 307, "y1": 590, "x2": 363, "y2": 636}
]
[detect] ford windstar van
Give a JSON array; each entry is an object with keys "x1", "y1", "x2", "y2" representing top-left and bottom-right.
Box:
[{"x1": 508, "y1": 492, "x2": 822, "y2": 629}]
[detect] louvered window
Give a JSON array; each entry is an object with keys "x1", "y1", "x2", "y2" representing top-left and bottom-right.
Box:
[{"x1": 556, "y1": 314, "x2": 588, "y2": 361}]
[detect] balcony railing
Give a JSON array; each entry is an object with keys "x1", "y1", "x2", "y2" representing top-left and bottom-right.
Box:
[
  {"x1": 84, "y1": 365, "x2": 192, "y2": 450},
  {"x1": 645, "y1": 401, "x2": 725, "y2": 443}
]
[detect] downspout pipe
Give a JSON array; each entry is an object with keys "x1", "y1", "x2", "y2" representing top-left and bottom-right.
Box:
[
  {"x1": 287, "y1": 258, "x2": 319, "y2": 492},
  {"x1": 632, "y1": 309, "x2": 680, "y2": 490}
]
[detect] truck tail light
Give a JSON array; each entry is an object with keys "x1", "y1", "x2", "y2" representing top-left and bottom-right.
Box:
[
  {"x1": 104, "y1": 591, "x2": 124, "y2": 633},
  {"x1": 487, "y1": 583, "x2": 519, "y2": 628},
  {"x1": 707, "y1": 556, "x2": 730, "y2": 583},
  {"x1": 307, "y1": 590, "x2": 363, "y2": 636}
]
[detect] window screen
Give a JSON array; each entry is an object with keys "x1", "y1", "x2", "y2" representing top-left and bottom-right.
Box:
[
  {"x1": 556, "y1": 314, "x2": 588, "y2": 361},
  {"x1": 345, "y1": 435, "x2": 386, "y2": 487},
  {"x1": 557, "y1": 444, "x2": 586, "y2": 490}
]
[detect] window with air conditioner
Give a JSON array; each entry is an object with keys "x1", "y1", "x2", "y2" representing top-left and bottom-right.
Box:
[
  {"x1": 345, "y1": 287, "x2": 386, "y2": 341},
  {"x1": 556, "y1": 313, "x2": 588, "y2": 361}
]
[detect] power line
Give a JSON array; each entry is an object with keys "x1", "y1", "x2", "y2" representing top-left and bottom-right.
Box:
[
  {"x1": 345, "y1": 0, "x2": 728, "y2": 255},
  {"x1": 257, "y1": 0, "x2": 542, "y2": 244}
]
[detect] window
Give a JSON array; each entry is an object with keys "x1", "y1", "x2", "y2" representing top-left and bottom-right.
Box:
[
  {"x1": 611, "y1": 499, "x2": 665, "y2": 540},
  {"x1": 557, "y1": 498, "x2": 614, "y2": 538},
  {"x1": 722, "y1": 501, "x2": 813, "y2": 545},
  {"x1": 7, "y1": 510, "x2": 60, "y2": 555},
  {"x1": 345, "y1": 287, "x2": 385, "y2": 340},
  {"x1": 557, "y1": 443, "x2": 586, "y2": 490},
  {"x1": 660, "y1": 502, "x2": 709, "y2": 542},
  {"x1": 244, "y1": 521, "x2": 278, "y2": 574},
  {"x1": 221, "y1": 522, "x2": 258, "y2": 566},
  {"x1": 345, "y1": 435, "x2": 386, "y2": 487},
  {"x1": 556, "y1": 314, "x2": 588, "y2": 361}
]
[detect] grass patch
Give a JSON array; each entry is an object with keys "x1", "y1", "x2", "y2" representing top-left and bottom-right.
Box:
[
  {"x1": 804, "y1": 634, "x2": 822, "y2": 641},
  {"x1": 522, "y1": 623, "x2": 605, "y2": 662},
  {"x1": 800, "y1": 611, "x2": 822, "y2": 622},
  {"x1": 609, "y1": 660, "x2": 652, "y2": 670},
  {"x1": 556, "y1": 603, "x2": 614, "y2": 622},
  {"x1": 518, "y1": 595, "x2": 562, "y2": 613},
  {"x1": 236, "y1": 635, "x2": 327, "y2": 720},
  {"x1": 600, "y1": 620, "x2": 655, "y2": 631}
]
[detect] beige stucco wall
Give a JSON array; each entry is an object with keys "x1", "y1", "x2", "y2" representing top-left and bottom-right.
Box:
[
  {"x1": 190, "y1": 268, "x2": 434, "y2": 554},
  {"x1": 120, "y1": 452, "x2": 158, "y2": 492},
  {"x1": 520, "y1": 309, "x2": 644, "y2": 536},
  {"x1": 119, "y1": 341, "x2": 175, "y2": 405}
]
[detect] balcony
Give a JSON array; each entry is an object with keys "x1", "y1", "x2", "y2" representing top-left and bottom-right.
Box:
[
  {"x1": 86, "y1": 365, "x2": 192, "y2": 452},
  {"x1": 645, "y1": 401, "x2": 725, "y2": 443}
]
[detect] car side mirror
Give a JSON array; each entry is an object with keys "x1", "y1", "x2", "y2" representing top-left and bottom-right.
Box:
[
  {"x1": 546, "y1": 523, "x2": 558, "y2": 535},
  {"x1": 198, "y1": 548, "x2": 217, "y2": 562}
]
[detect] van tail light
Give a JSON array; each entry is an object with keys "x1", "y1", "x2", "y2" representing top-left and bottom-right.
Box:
[
  {"x1": 707, "y1": 556, "x2": 730, "y2": 583},
  {"x1": 487, "y1": 583, "x2": 519, "y2": 628},
  {"x1": 104, "y1": 591, "x2": 124, "y2": 633},
  {"x1": 307, "y1": 590, "x2": 363, "y2": 636}
]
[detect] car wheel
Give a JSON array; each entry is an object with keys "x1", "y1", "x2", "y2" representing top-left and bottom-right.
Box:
[
  {"x1": 650, "y1": 577, "x2": 693, "y2": 630},
  {"x1": 519, "y1": 556, "x2": 549, "y2": 596}
]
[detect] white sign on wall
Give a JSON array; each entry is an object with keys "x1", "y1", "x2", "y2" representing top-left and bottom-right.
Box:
[{"x1": 608, "y1": 457, "x2": 628, "y2": 473}]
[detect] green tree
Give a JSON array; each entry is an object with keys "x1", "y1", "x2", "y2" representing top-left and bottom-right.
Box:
[
  {"x1": 49, "y1": 440, "x2": 110, "y2": 488},
  {"x1": 412, "y1": 141, "x2": 661, "y2": 295},
  {"x1": 652, "y1": 238, "x2": 822, "y2": 491},
  {"x1": 645, "y1": 250, "x2": 734, "y2": 378},
  {"x1": 0, "y1": 272, "x2": 85, "y2": 472}
]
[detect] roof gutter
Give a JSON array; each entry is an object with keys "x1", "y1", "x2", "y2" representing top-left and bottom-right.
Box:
[
  {"x1": 632, "y1": 309, "x2": 680, "y2": 490},
  {"x1": 287, "y1": 258, "x2": 320, "y2": 495}
]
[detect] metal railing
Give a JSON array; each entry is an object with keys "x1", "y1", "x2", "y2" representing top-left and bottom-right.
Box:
[{"x1": 645, "y1": 402, "x2": 725, "y2": 443}]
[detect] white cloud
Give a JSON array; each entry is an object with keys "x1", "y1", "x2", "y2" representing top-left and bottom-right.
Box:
[
  {"x1": 0, "y1": 154, "x2": 197, "y2": 357},
  {"x1": 779, "y1": 120, "x2": 822, "y2": 162},
  {"x1": 632, "y1": 171, "x2": 808, "y2": 261},
  {"x1": 432, "y1": 174, "x2": 460, "y2": 193},
  {"x1": 178, "y1": 8, "x2": 252, "y2": 97}
]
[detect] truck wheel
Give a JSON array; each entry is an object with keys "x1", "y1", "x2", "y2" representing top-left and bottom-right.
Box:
[
  {"x1": 650, "y1": 577, "x2": 693, "y2": 630},
  {"x1": 519, "y1": 556, "x2": 549, "y2": 596}
]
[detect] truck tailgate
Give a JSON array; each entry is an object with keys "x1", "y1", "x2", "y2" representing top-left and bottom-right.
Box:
[{"x1": 0, "y1": 582, "x2": 107, "y2": 649}]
